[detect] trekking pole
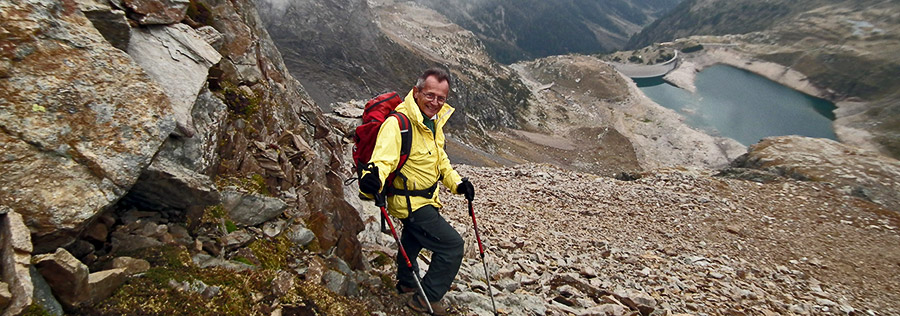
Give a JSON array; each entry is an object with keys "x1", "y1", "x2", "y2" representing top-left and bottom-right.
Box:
[
  {"x1": 375, "y1": 194, "x2": 432, "y2": 314},
  {"x1": 467, "y1": 194, "x2": 498, "y2": 315}
]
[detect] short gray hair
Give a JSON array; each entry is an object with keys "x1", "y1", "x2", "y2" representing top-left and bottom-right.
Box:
[{"x1": 415, "y1": 67, "x2": 451, "y2": 90}]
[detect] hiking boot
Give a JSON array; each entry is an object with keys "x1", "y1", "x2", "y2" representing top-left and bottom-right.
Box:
[
  {"x1": 396, "y1": 282, "x2": 416, "y2": 294},
  {"x1": 407, "y1": 294, "x2": 448, "y2": 315}
]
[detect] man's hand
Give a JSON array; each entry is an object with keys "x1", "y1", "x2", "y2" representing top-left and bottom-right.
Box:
[
  {"x1": 360, "y1": 166, "x2": 381, "y2": 195},
  {"x1": 457, "y1": 178, "x2": 475, "y2": 201}
]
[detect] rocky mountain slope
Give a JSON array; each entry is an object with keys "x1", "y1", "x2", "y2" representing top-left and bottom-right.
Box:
[
  {"x1": 1, "y1": 0, "x2": 369, "y2": 313},
  {"x1": 409, "y1": 159, "x2": 900, "y2": 315},
  {"x1": 3, "y1": 0, "x2": 899, "y2": 314},
  {"x1": 625, "y1": 0, "x2": 900, "y2": 160},
  {"x1": 254, "y1": 0, "x2": 531, "y2": 137},
  {"x1": 410, "y1": 0, "x2": 681, "y2": 64}
]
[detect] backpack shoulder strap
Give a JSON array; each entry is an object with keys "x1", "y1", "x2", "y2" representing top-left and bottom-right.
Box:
[{"x1": 390, "y1": 111, "x2": 412, "y2": 171}]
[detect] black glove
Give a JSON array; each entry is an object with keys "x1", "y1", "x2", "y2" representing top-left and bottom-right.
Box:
[
  {"x1": 457, "y1": 178, "x2": 475, "y2": 201},
  {"x1": 360, "y1": 165, "x2": 381, "y2": 195}
]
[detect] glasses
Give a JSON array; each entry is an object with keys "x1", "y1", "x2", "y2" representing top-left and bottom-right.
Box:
[{"x1": 422, "y1": 92, "x2": 446, "y2": 104}]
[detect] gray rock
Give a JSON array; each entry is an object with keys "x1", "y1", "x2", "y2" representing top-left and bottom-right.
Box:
[
  {"x1": 221, "y1": 230, "x2": 254, "y2": 249},
  {"x1": 111, "y1": 257, "x2": 151, "y2": 276},
  {"x1": 327, "y1": 256, "x2": 353, "y2": 275},
  {"x1": 496, "y1": 279, "x2": 520, "y2": 292},
  {"x1": 1, "y1": 211, "x2": 33, "y2": 316},
  {"x1": 733, "y1": 136, "x2": 900, "y2": 212},
  {"x1": 167, "y1": 224, "x2": 193, "y2": 246},
  {"x1": 263, "y1": 220, "x2": 287, "y2": 238},
  {"x1": 29, "y1": 266, "x2": 64, "y2": 316},
  {"x1": 127, "y1": 23, "x2": 222, "y2": 137},
  {"x1": 111, "y1": 232, "x2": 164, "y2": 254},
  {"x1": 191, "y1": 253, "x2": 254, "y2": 271},
  {"x1": 221, "y1": 190, "x2": 288, "y2": 227},
  {"x1": 76, "y1": 0, "x2": 131, "y2": 50},
  {"x1": 195, "y1": 26, "x2": 225, "y2": 50},
  {"x1": 33, "y1": 249, "x2": 90, "y2": 309},
  {"x1": 168, "y1": 279, "x2": 221, "y2": 299},
  {"x1": 83, "y1": 221, "x2": 109, "y2": 243},
  {"x1": 613, "y1": 288, "x2": 657, "y2": 316},
  {"x1": 271, "y1": 270, "x2": 295, "y2": 297},
  {"x1": 1, "y1": 0, "x2": 175, "y2": 251},
  {"x1": 322, "y1": 270, "x2": 348, "y2": 295},
  {"x1": 127, "y1": 157, "x2": 221, "y2": 211},
  {"x1": 123, "y1": 0, "x2": 190, "y2": 25},
  {"x1": 332, "y1": 105, "x2": 363, "y2": 118},
  {"x1": 0, "y1": 282, "x2": 10, "y2": 313},
  {"x1": 579, "y1": 304, "x2": 627, "y2": 316},
  {"x1": 446, "y1": 291, "x2": 498, "y2": 315},
  {"x1": 155, "y1": 87, "x2": 228, "y2": 175},
  {"x1": 88, "y1": 268, "x2": 128, "y2": 304}
]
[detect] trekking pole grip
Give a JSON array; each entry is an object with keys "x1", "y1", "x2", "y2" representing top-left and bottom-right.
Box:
[{"x1": 374, "y1": 192, "x2": 386, "y2": 208}]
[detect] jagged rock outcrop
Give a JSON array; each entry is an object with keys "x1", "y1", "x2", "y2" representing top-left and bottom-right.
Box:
[
  {"x1": 1, "y1": 210, "x2": 33, "y2": 316},
  {"x1": 75, "y1": 0, "x2": 131, "y2": 50},
  {"x1": 188, "y1": 0, "x2": 365, "y2": 269},
  {"x1": 122, "y1": 0, "x2": 189, "y2": 25},
  {"x1": 127, "y1": 23, "x2": 222, "y2": 137},
  {"x1": 728, "y1": 136, "x2": 900, "y2": 212},
  {"x1": 221, "y1": 189, "x2": 287, "y2": 226},
  {"x1": 0, "y1": 0, "x2": 176, "y2": 251}
]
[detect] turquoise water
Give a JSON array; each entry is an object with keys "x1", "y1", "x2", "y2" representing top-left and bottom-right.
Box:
[{"x1": 635, "y1": 65, "x2": 837, "y2": 145}]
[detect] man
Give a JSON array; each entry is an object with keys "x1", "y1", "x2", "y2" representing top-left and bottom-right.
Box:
[{"x1": 359, "y1": 67, "x2": 475, "y2": 315}]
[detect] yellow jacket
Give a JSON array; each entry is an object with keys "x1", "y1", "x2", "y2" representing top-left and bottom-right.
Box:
[{"x1": 362, "y1": 89, "x2": 463, "y2": 218}]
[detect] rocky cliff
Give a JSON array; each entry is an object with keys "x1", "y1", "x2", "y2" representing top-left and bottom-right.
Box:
[{"x1": 1, "y1": 0, "x2": 368, "y2": 312}]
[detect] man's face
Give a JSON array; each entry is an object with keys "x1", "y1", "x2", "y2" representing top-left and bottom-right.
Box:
[{"x1": 414, "y1": 75, "x2": 449, "y2": 119}]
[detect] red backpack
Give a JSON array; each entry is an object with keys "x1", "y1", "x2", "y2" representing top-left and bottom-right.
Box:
[{"x1": 351, "y1": 91, "x2": 412, "y2": 200}]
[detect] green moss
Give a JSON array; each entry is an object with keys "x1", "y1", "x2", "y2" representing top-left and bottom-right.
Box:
[
  {"x1": 224, "y1": 220, "x2": 238, "y2": 233},
  {"x1": 21, "y1": 304, "x2": 51, "y2": 316},
  {"x1": 221, "y1": 83, "x2": 260, "y2": 119},
  {"x1": 369, "y1": 251, "x2": 392, "y2": 268},
  {"x1": 215, "y1": 175, "x2": 271, "y2": 197},
  {"x1": 91, "y1": 245, "x2": 281, "y2": 316},
  {"x1": 248, "y1": 235, "x2": 293, "y2": 270},
  {"x1": 234, "y1": 257, "x2": 255, "y2": 266}
]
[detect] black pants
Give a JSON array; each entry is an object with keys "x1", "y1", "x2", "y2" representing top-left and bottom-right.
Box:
[{"x1": 397, "y1": 205, "x2": 464, "y2": 302}]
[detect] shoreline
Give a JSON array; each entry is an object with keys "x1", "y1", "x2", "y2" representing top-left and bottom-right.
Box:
[{"x1": 662, "y1": 47, "x2": 883, "y2": 154}]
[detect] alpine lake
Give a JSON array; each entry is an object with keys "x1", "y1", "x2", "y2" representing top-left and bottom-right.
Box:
[{"x1": 635, "y1": 64, "x2": 837, "y2": 146}]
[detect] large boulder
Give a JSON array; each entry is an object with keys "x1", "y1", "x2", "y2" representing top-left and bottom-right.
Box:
[
  {"x1": 221, "y1": 189, "x2": 288, "y2": 227},
  {"x1": 731, "y1": 136, "x2": 900, "y2": 212},
  {"x1": 33, "y1": 248, "x2": 90, "y2": 309},
  {"x1": 127, "y1": 23, "x2": 222, "y2": 137},
  {"x1": 125, "y1": 86, "x2": 226, "y2": 211},
  {"x1": 0, "y1": 0, "x2": 176, "y2": 251}
]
